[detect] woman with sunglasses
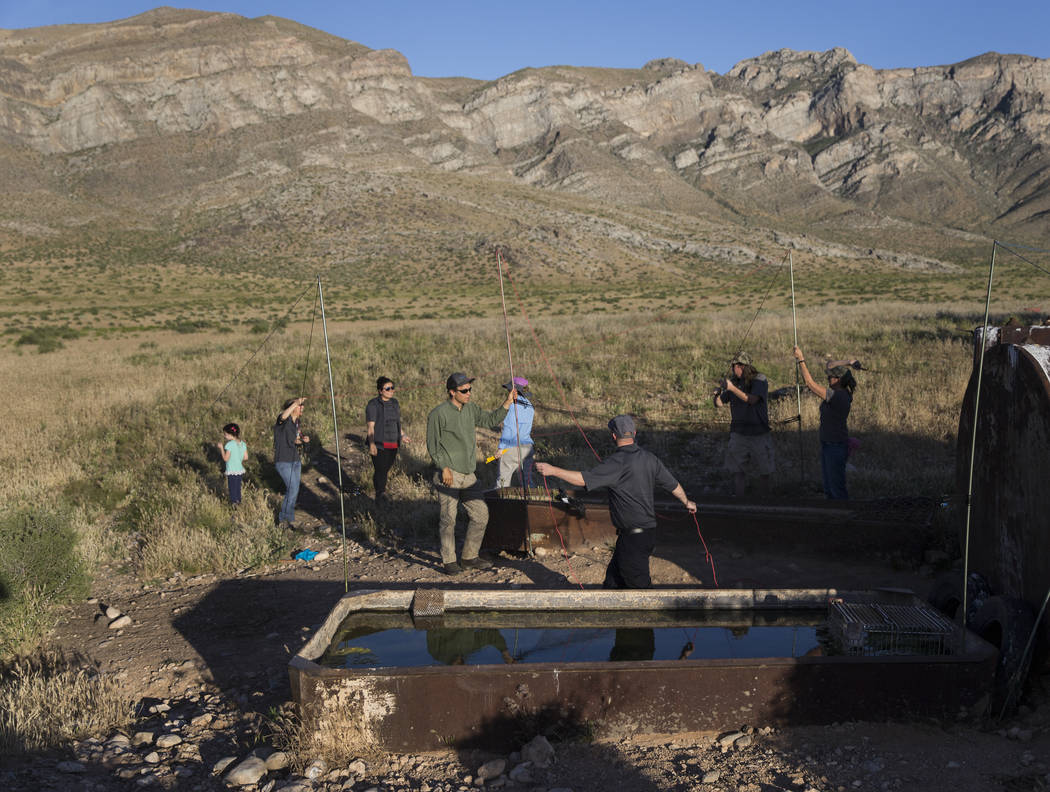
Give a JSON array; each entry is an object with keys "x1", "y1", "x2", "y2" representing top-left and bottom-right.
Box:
[
  {"x1": 365, "y1": 376, "x2": 408, "y2": 503},
  {"x1": 792, "y1": 345, "x2": 859, "y2": 499}
]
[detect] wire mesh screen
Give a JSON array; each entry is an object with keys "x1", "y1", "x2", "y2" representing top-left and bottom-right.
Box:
[
  {"x1": 411, "y1": 588, "x2": 445, "y2": 618},
  {"x1": 828, "y1": 600, "x2": 957, "y2": 656}
]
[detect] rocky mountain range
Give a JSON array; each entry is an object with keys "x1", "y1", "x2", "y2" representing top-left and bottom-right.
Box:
[{"x1": 2, "y1": 6, "x2": 1048, "y2": 281}]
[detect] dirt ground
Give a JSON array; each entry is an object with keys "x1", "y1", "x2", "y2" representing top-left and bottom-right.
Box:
[{"x1": 10, "y1": 465, "x2": 1050, "y2": 792}]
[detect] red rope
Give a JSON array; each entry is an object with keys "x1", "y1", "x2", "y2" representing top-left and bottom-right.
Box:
[
  {"x1": 692, "y1": 512, "x2": 719, "y2": 587},
  {"x1": 503, "y1": 268, "x2": 603, "y2": 462},
  {"x1": 539, "y1": 474, "x2": 584, "y2": 590}
]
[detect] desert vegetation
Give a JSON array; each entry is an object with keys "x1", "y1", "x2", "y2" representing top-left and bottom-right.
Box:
[{"x1": 1, "y1": 236, "x2": 1047, "y2": 754}]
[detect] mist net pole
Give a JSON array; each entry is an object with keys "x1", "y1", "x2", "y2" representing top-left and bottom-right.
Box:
[
  {"x1": 789, "y1": 252, "x2": 805, "y2": 482},
  {"x1": 317, "y1": 275, "x2": 349, "y2": 592},
  {"x1": 961, "y1": 241, "x2": 996, "y2": 627},
  {"x1": 496, "y1": 249, "x2": 533, "y2": 557}
]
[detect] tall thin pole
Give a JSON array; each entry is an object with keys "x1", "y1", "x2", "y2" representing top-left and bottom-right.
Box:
[
  {"x1": 789, "y1": 253, "x2": 805, "y2": 482},
  {"x1": 496, "y1": 249, "x2": 533, "y2": 557},
  {"x1": 317, "y1": 275, "x2": 349, "y2": 592},
  {"x1": 961, "y1": 242, "x2": 997, "y2": 626}
]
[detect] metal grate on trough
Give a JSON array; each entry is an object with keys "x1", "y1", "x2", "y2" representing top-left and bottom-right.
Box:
[{"x1": 828, "y1": 599, "x2": 957, "y2": 656}]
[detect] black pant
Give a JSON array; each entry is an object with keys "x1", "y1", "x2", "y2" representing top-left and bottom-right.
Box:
[
  {"x1": 603, "y1": 531, "x2": 655, "y2": 589},
  {"x1": 371, "y1": 447, "x2": 399, "y2": 498}
]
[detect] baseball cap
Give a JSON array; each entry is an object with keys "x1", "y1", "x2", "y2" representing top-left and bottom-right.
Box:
[
  {"x1": 608, "y1": 414, "x2": 636, "y2": 437},
  {"x1": 731, "y1": 351, "x2": 752, "y2": 367},
  {"x1": 502, "y1": 376, "x2": 529, "y2": 391},
  {"x1": 446, "y1": 372, "x2": 475, "y2": 390}
]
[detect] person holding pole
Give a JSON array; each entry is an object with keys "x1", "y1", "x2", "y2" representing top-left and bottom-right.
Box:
[
  {"x1": 274, "y1": 396, "x2": 310, "y2": 529},
  {"x1": 713, "y1": 351, "x2": 774, "y2": 497},
  {"x1": 495, "y1": 376, "x2": 535, "y2": 489},
  {"x1": 426, "y1": 373, "x2": 516, "y2": 575},
  {"x1": 535, "y1": 415, "x2": 696, "y2": 589},
  {"x1": 792, "y1": 346, "x2": 858, "y2": 499}
]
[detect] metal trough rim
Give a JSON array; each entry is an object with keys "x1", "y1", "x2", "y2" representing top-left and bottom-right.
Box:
[
  {"x1": 293, "y1": 587, "x2": 996, "y2": 673},
  {"x1": 296, "y1": 587, "x2": 841, "y2": 671}
]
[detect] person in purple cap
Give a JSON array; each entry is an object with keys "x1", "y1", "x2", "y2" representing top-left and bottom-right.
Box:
[
  {"x1": 535, "y1": 414, "x2": 696, "y2": 589},
  {"x1": 496, "y1": 376, "x2": 535, "y2": 489},
  {"x1": 426, "y1": 372, "x2": 517, "y2": 575}
]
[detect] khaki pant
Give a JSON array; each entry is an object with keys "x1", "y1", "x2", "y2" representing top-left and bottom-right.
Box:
[
  {"x1": 496, "y1": 444, "x2": 535, "y2": 489},
  {"x1": 433, "y1": 470, "x2": 489, "y2": 564}
]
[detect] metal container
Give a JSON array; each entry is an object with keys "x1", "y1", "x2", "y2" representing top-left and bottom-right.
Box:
[
  {"x1": 290, "y1": 588, "x2": 995, "y2": 752},
  {"x1": 482, "y1": 487, "x2": 937, "y2": 557},
  {"x1": 957, "y1": 324, "x2": 1050, "y2": 646}
]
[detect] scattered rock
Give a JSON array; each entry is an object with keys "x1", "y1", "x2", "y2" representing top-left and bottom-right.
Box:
[
  {"x1": 477, "y1": 758, "x2": 506, "y2": 780},
  {"x1": 132, "y1": 731, "x2": 155, "y2": 746},
  {"x1": 702, "y1": 769, "x2": 720, "y2": 783},
  {"x1": 109, "y1": 614, "x2": 132, "y2": 629},
  {"x1": 225, "y1": 756, "x2": 268, "y2": 786},
  {"x1": 266, "y1": 751, "x2": 290, "y2": 771},
  {"x1": 521, "y1": 735, "x2": 555, "y2": 768},
  {"x1": 105, "y1": 605, "x2": 122, "y2": 619},
  {"x1": 213, "y1": 756, "x2": 238, "y2": 775},
  {"x1": 155, "y1": 733, "x2": 182, "y2": 748},
  {"x1": 305, "y1": 758, "x2": 327, "y2": 779}
]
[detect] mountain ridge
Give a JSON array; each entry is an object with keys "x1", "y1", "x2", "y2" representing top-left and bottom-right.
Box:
[{"x1": 1, "y1": 7, "x2": 1048, "y2": 290}]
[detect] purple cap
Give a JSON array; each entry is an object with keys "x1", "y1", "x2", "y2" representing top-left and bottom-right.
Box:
[{"x1": 503, "y1": 376, "x2": 529, "y2": 391}]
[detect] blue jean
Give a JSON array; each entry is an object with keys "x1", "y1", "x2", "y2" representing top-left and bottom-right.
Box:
[
  {"x1": 275, "y1": 460, "x2": 301, "y2": 523},
  {"x1": 821, "y1": 441, "x2": 849, "y2": 500}
]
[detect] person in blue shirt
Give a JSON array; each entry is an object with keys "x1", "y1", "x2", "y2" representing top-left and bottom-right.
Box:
[
  {"x1": 496, "y1": 376, "x2": 535, "y2": 489},
  {"x1": 216, "y1": 422, "x2": 248, "y2": 505}
]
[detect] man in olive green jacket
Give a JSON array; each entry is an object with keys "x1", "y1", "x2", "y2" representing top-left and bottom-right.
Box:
[{"x1": 426, "y1": 372, "x2": 516, "y2": 575}]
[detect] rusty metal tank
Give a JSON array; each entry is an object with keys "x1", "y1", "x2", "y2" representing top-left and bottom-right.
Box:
[{"x1": 955, "y1": 323, "x2": 1050, "y2": 651}]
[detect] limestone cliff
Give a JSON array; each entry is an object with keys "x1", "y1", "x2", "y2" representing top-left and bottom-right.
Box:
[{"x1": 2, "y1": 8, "x2": 1049, "y2": 255}]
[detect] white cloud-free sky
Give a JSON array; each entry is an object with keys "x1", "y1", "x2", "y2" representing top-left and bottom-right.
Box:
[{"x1": 3, "y1": 1, "x2": 1048, "y2": 79}]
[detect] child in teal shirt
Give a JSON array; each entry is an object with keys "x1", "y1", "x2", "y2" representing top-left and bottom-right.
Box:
[{"x1": 217, "y1": 422, "x2": 248, "y2": 504}]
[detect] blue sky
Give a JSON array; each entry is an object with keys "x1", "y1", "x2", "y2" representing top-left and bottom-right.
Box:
[{"x1": 3, "y1": 1, "x2": 1048, "y2": 79}]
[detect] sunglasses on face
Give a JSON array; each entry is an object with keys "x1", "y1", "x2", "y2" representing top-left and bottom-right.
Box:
[
  {"x1": 457, "y1": 387, "x2": 472, "y2": 394},
  {"x1": 382, "y1": 385, "x2": 395, "y2": 391}
]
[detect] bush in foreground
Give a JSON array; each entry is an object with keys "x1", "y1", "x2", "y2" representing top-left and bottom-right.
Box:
[{"x1": 0, "y1": 506, "x2": 89, "y2": 657}]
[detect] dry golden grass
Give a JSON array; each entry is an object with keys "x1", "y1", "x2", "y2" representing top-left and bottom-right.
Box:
[
  {"x1": 0, "y1": 650, "x2": 134, "y2": 755},
  {"x1": 0, "y1": 289, "x2": 1035, "y2": 661}
]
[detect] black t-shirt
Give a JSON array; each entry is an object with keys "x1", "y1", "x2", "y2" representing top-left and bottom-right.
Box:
[
  {"x1": 273, "y1": 415, "x2": 300, "y2": 463},
  {"x1": 581, "y1": 443, "x2": 679, "y2": 533},
  {"x1": 819, "y1": 388, "x2": 852, "y2": 443},
  {"x1": 727, "y1": 374, "x2": 769, "y2": 435}
]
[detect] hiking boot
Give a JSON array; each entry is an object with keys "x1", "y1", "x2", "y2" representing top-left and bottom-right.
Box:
[
  {"x1": 460, "y1": 555, "x2": 493, "y2": 570},
  {"x1": 443, "y1": 562, "x2": 463, "y2": 575}
]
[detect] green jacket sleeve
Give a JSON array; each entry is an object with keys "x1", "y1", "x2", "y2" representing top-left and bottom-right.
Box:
[
  {"x1": 475, "y1": 402, "x2": 509, "y2": 429},
  {"x1": 426, "y1": 406, "x2": 450, "y2": 470}
]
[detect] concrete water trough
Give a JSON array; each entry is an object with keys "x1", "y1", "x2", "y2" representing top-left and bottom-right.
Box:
[{"x1": 289, "y1": 588, "x2": 996, "y2": 752}]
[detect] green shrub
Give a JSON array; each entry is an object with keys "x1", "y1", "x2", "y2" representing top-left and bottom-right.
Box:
[
  {"x1": 14, "y1": 326, "x2": 81, "y2": 353},
  {"x1": 0, "y1": 507, "x2": 90, "y2": 656}
]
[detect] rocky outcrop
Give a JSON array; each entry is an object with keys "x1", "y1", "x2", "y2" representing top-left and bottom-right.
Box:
[{"x1": 2, "y1": 9, "x2": 1050, "y2": 238}]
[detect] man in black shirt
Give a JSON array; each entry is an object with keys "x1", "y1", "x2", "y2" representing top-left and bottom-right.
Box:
[{"x1": 535, "y1": 415, "x2": 696, "y2": 588}]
